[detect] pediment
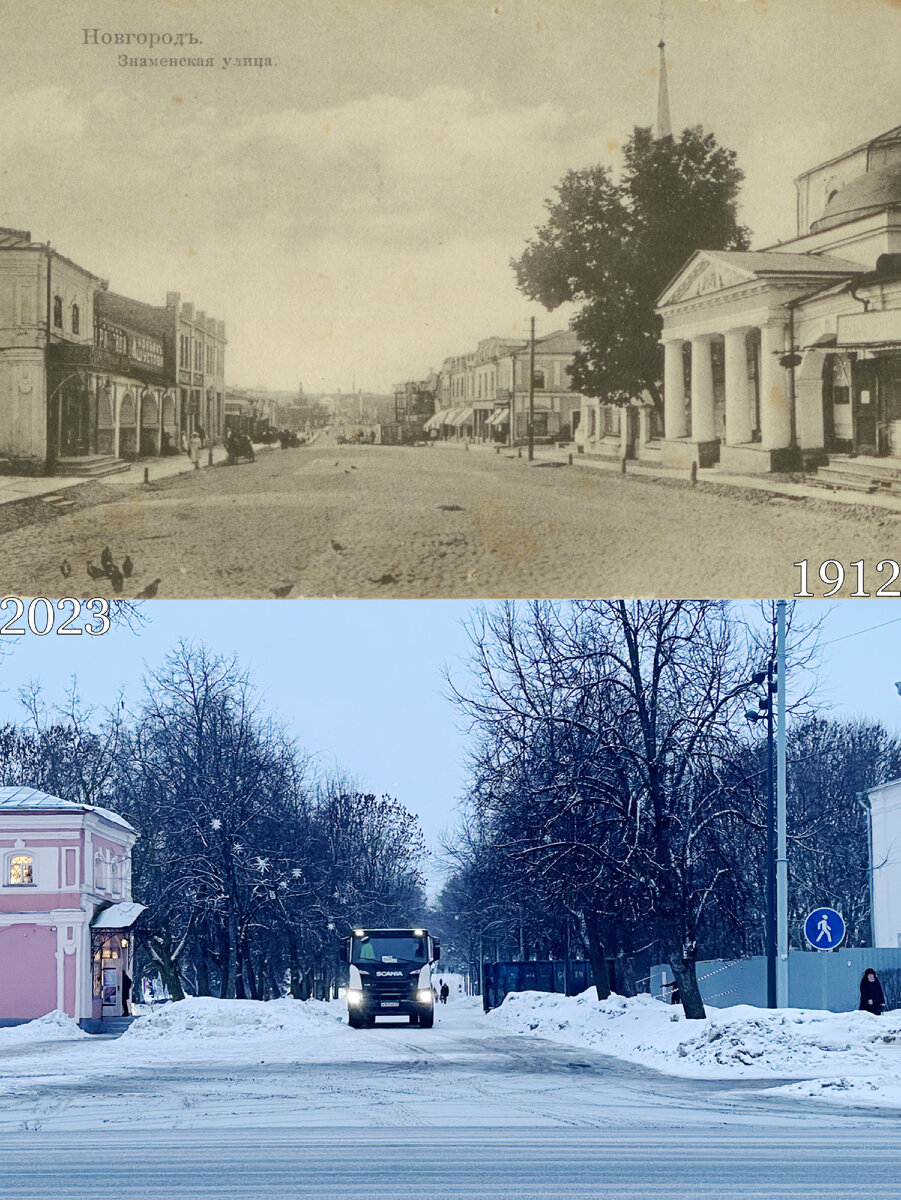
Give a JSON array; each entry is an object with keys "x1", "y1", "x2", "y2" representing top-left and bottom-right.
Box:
[{"x1": 659, "y1": 252, "x2": 762, "y2": 309}]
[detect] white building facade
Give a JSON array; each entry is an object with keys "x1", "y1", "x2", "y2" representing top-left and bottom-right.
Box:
[{"x1": 657, "y1": 125, "x2": 901, "y2": 473}]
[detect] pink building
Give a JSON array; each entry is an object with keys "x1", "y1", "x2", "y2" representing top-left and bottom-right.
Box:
[{"x1": 0, "y1": 786, "x2": 143, "y2": 1031}]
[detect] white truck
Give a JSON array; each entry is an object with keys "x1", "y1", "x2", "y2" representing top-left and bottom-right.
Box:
[{"x1": 339, "y1": 927, "x2": 440, "y2": 1028}]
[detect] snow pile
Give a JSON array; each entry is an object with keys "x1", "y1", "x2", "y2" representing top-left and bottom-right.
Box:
[
  {"x1": 677, "y1": 1007, "x2": 901, "y2": 1071},
  {"x1": 488, "y1": 988, "x2": 901, "y2": 1083},
  {"x1": 0, "y1": 1010, "x2": 89, "y2": 1044},
  {"x1": 124, "y1": 996, "x2": 341, "y2": 1041}
]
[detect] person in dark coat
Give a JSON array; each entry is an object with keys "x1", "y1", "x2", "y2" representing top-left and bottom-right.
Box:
[
  {"x1": 859, "y1": 967, "x2": 885, "y2": 1015},
  {"x1": 121, "y1": 970, "x2": 132, "y2": 1017}
]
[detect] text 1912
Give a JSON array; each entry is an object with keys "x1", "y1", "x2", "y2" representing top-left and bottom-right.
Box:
[{"x1": 794, "y1": 560, "x2": 901, "y2": 599}]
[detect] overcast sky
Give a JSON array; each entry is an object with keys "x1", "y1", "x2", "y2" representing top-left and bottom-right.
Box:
[
  {"x1": 1, "y1": 0, "x2": 899, "y2": 392},
  {"x1": 1, "y1": 599, "x2": 901, "y2": 891}
]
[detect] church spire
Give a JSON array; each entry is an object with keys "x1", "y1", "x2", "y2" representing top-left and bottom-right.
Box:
[{"x1": 654, "y1": 3, "x2": 673, "y2": 140}]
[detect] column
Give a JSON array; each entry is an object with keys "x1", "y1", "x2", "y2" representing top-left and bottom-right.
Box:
[
  {"x1": 759, "y1": 321, "x2": 792, "y2": 450},
  {"x1": 723, "y1": 327, "x2": 753, "y2": 446},
  {"x1": 690, "y1": 334, "x2": 716, "y2": 444},
  {"x1": 663, "y1": 338, "x2": 687, "y2": 440}
]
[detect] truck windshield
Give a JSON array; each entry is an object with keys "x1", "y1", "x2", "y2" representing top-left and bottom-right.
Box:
[{"x1": 352, "y1": 935, "x2": 427, "y2": 963}]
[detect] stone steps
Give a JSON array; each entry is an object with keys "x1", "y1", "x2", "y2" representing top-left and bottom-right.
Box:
[
  {"x1": 53, "y1": 455, "x2": 131, "y2": 479},
  {"x1": 98, "y1": 1016, "x2": 137, "y2": 1036},
  {"x1": 811, "y1": 456, "x2": 901, "y2": 495}
]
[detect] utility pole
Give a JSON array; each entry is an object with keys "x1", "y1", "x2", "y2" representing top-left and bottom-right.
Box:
[
  {"x1": 528, "y1": 316, "x2": 535, "y2": 462},
  {"x1": 776, "y1": 600, "x2": 789, "y2": 1007}
]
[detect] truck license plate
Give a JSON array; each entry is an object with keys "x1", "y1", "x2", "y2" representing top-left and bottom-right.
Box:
[{"x1": 380, "y1": 1001, "x2": 400, "y2": 1007}]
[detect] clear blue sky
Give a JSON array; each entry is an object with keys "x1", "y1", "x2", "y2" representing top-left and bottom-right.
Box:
[{"x1": 1, "y1": 600, "x2": 900, "y2": 889}]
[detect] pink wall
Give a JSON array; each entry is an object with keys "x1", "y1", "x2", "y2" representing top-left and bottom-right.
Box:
[{"x1": 0, "y1": 925, "x2": 57, "y2": 1018}]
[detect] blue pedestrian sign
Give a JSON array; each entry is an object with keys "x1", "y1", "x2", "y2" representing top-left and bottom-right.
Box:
[{"x1": 804, "y1": 907, "x2": 845, "y2": 951}]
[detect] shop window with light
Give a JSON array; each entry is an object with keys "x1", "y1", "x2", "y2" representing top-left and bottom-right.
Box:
[
  {"x1": 8, "y1": 854, "x2": 34, "y2": 886},
  {"x1": 53, "y1": 295, "x2": 63, "y2": 329}
]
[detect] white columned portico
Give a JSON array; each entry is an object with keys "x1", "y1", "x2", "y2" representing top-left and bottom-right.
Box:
[
  {"x1": 723, "y1": 327, "x2": 753, "y2": 446},
  {"x1": 758, "y1": 321, "x2": 792, "y2": 450},
  {"x1": 690, "y1": 334, "x2": 716, "y2": 444},
  {"x1": 663, "y1": 339, "x2": 686, "y2": 440}
]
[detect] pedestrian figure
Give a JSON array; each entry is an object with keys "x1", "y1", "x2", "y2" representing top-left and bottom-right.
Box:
[
  {"x1": 669, "y1": 982, "x2": 681, "y2": 1005},
  {"x1": 121, "y1": 970, "x2": 132, "y2": 1017},
  {"x1": 859, "y1": 967, "x2": 885, "y2": 1016},
  {"x1": 189, "y1": 430, "x2": 202, "y2": 467},
  {"x1": 815, "y1": 912, "x2": 833, "y2": 944},
  {"x1": 440, "y1": 982, "x2": 449, "y2": 1005}
]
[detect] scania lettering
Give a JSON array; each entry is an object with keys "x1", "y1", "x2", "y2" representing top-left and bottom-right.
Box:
[{"x1": 340, "y1": 928, "x2": 440, "y2": 1028}]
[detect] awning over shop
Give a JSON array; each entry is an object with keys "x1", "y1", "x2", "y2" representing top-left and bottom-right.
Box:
[
  {"x1": 91, "y1": 902, "x2": 147, "y2": 930},
  {"x1": 488, "y1": 408, "x2": 509, "y2": 427},
  {"x1": 423, "y1": 412, "x2": 444, "y2": 431},
  {"x1": 437, "y1": 408, "x2": 460, "y2": 425},
  {"x1": 450, "y1": 407, "x2": 474, "y2": 427}
]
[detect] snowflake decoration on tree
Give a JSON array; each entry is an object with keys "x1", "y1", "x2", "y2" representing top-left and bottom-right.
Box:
[
  {"x1": 255, "y1": 856, "x2": 270, "y2": 873},
  {"x1": 210, "y1": 818, "x2": 222, "y2": 831}
]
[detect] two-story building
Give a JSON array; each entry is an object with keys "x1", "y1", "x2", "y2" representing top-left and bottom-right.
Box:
[
  {"x1": 0, "y1": 226, "x2": 226, "y2": 474},
  {"x1": 425, "y1": 331, "x2": 585, "y2": 445},
  {"x1": 0, "y1": 786, "x2": 143, "y2": 1030}
]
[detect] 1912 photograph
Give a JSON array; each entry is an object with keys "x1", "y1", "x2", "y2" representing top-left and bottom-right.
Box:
[{"x1": 0, "y1": 0, "x2": 900, "y2": 598}]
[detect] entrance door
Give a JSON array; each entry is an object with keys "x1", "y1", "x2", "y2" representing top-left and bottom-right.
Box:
[
  {"x1": 60, "y1": 388, "x2": 91, "y2": 456},
  {"x1": 853, "y1": 360, "x2": 880, "y2": 455},
  {"x1": 101, "y1": 964, "x2": 120, "y2": 1015}
]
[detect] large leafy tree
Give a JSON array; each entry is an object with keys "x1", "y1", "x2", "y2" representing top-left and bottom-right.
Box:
[{"x1": 512, "y1": 125, "x2": 750, "y2": 414}]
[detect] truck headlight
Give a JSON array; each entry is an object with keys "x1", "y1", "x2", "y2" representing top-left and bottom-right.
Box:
[
  {"x1": 417, "y1": 989, "x2": 433, "y2": 1004},
  {"x1": 346, "y1": 989, "x2": 364, "y2": 1005}
]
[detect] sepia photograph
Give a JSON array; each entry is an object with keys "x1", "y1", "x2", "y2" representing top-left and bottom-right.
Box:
[{"x1": 0, "y1": 0, "x2": 899, "y2": 598}]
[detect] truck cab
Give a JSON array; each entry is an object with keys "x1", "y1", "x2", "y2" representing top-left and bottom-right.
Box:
[{"x1": 340, "y1": 927, "x2": 440, "y2": 1028}]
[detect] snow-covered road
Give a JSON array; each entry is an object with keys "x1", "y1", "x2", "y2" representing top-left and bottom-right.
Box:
[{"x1": 3, "y1": 999, "x2": 900, "y2": 1197}]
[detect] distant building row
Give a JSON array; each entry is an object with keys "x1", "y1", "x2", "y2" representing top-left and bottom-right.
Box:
[
  {"x1": 0, "y1": 227, "x2": 226, "y2": 475},
  {"x1": 395, "y1": 329, "x2": 586, "y2": 446}
]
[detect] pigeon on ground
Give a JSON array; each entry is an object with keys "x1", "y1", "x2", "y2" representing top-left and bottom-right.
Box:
[
  {"x1": 271, "y1": 584, "x2": 293, "y2": 598},
  {"x1": 330, "y1": 540, "x2": 344, "y2": 552},
  {"x1": 87, "y1": 561, "x2": 106, "y2": 580},
  {"x1": 135, "y1": 578, "x2": 161, "y2": 599},
  {"x1": 100, "y1": 547, "x2": 113, "y2": 571},
  {"x1": 108, "y1": 565, "x2": 124, "y2": 594},
  {"x1": 60, "y1": 560, "x2": 72, "y2": 578},
  {"x1": 122, "y1": 555, "x2": 134, "y2": 578}
]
